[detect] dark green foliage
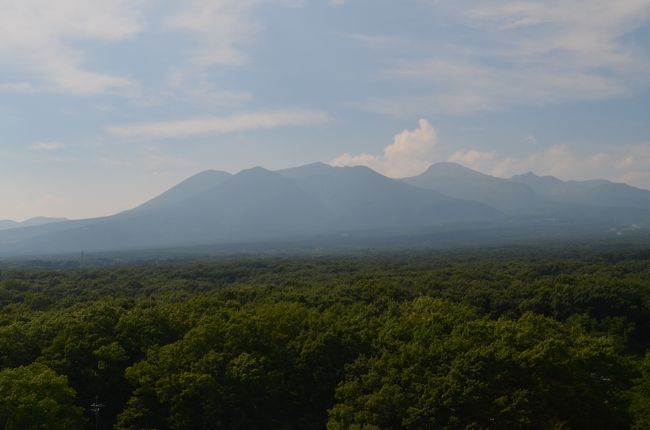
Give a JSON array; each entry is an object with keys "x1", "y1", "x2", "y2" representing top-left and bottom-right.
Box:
[
  {"x1": 0, "y1": 363, "x2": 85, "y2": 429},
  {"x1": 0, "y1": 248, "x2": 649, "y2": 429},
  {"x1": 631, "y1": 353, "x2": 650, "y2": 430}
]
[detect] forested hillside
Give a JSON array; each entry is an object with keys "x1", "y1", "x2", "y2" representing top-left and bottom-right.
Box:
[{"x1": 1, "y1": 248, "x2": 650, "y2": 429}]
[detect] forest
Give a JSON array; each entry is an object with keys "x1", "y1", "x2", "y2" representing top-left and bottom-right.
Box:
[{"x1": 1, "y1": 246, "x2": 650, "y2": 429}]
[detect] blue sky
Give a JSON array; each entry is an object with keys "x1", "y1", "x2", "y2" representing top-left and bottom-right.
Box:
[{"x1": 1, "y1": 0, "x2": 650, "y2": 220}]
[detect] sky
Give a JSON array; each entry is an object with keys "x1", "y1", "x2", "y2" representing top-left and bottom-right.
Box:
[{"x1": 1, "y1": 0, "x2": 650, "y2": 221}]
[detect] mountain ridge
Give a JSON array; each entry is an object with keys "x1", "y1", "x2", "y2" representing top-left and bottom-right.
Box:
[
  {"x1": 1, "y1": 162, "x2": 648, "y2": 256},
  {"x1": 511, "y1": 171, "x2": 650, "y2": 210},
  {"x1": 0, "y1": 217, "x2": 68, "y2": 231}
]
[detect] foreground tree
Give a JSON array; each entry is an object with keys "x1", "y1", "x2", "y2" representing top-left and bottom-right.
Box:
[
  {"x1": 328, "y1": 298, "x2": 635, "y2": 430},
  {"x1": 631, "y1": 352, "x2": 650, "y2": 430},
  {"x1": 0, "y1": 363, "x2": 85, "y2": 430}
]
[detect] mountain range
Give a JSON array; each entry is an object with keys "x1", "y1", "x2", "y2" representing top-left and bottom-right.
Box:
[
  {"x1": 1, "y1": 162, "x2": 648, "y2": 256},
  {"x1": 0, "y1": 217, "x2": 67, "y2": 231}
]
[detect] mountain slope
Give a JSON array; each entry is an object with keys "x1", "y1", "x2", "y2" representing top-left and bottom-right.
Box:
[
  {"x1": 0, "y1": 217, "x2": 67, "y2": 231},
  {"x1": 511, "y1": 172, "x2": 650, "y2": 211},
  {"x1": 280, "y1": 163, "x2": 498, "y2": 229},
  {"x1": 0, "y1": 164, "x2": 499, "y2": 255},
  {"x1": 130, "y1": 170, "x2": 232, "y2": 214},
  {"x1": 0, "y1": 220, "x2": 18, "y2": 230},
  {"x1": 3, "y1": 162, "x2": 650, "y2": 257},
  {"x1": 401, "y1": 162, "x2": 541, "y2": 212}
]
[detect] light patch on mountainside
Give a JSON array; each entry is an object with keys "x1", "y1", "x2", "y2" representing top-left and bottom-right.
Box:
[
  {"x1": 450, "y1": 144, "x2": 650, "y2": 190},
  {"x1": 331, "y1": 119, "x2": 438, "y2": 177}
]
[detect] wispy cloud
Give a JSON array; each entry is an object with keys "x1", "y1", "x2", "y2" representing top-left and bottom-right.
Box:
[
  {"x1": 107, "y1": 109, "x2": 332, "y2": 139},
  {"x1": 331, "y1": 119, "x2": 438, "y2": 177},
  {"x1": 0, "y1": 0, "x2": 144, "y2": 94},
  {"x1": 30, "y1": 142, "x2": 67, "y2": 151},
  {"x1": 0, "y1": 82, "x2": 36, "y2": 93},
  {"x1": 338, "y1": 32, "x2": 410, "y2": 50},
  {"x1": 164, "y1": 0, "x2": 260, "y2": 67},
  {"x1": 352, "y1": 0, "x2": 650, "y2": 115}
]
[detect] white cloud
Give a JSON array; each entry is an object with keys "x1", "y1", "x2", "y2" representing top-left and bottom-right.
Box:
[
  {"x1": 164, "y1": 0, "x2": 260, "y2": 66},
  {"x1": 449, "y1": 149, "x2": 496, "y2": 169},
  {"x1": 449, "y1": 143, "x2": 650, "y2": 190},
  {"x1": 0, "y1": 0, "x2": 144, "y2": 94},
  {"x1": 383, "y1": 58, "x2": 623, "y2": 114},
  {"x1": 166, "y1": 68, "x2": 254, "y2": 107},
  {"x1": 330, "y1": 119, "x2": 438, "y2": 177},
  {"x1": 30, "y1": 142, "x2": 67, "y2": 151},
  {"x1": 354, "y1": 0, "x2": 650, "y2": 115},
  {"x1": 140, "y1": 146, "x2": 197, "y2": 175},
  {"x1": 338, "y1": 33, "x2": 409, "y2": 50},
  {"x1": 163, "y1": 0, "x2": 314, "y2": 67},
  {"x1": 107, "y1": 109, "x2": 332, "y2": 139},
  {"x1": 0, "y1": 82, "x2": 36, "y2": 93},
  {"x1": 0, "y1": 0, "x2": 317, "y2": 97}
]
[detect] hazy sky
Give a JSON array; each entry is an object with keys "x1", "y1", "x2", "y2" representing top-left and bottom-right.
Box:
[{"x1": 2, "y1": 0, "x2": 650, "y2": 221}]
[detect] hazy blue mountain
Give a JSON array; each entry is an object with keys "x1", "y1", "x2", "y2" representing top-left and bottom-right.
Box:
[
  {"x1": 401, "y1": 162, "x2": 541, "y2": 212},
  {"x1": 0, "y1": 164, "x2": 499, "y2": 255},
  {"x1": 129, "y1": 169, "x2": 232, "y2": 214},
  {"x1": 279, "y1": 162, "x2": 498, "y2": 229},
  {"x1": 165, "y1": 166, "x2": 330, "y2": 242},
  {"x1": 0, "y1": 217, "x2": 67, "y2": 231},
  {"x1": 5, "y1": 168, "x2": 325, "y2": 253},
  {"x1": 21, "y1": 217, "x2": 68, "y2": 227},
  {"x1": 277, "y1": 162, "x2": 334, "y2": 179},
  {"x1": 511, "y1": 172, "x2": 650, "y2": 211},
  {"x1": 3, "y1": 163, "x2": 650, "y2": 257},
  {"x1": 0, "y1": 220, "x2": 19, "y2": 230}
]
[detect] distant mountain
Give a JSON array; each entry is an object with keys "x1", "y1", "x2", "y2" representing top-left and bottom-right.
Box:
[
  {"x1": 511, "y1": 172, "x2": 650, "y2": 211},
  {"x1": 129, "y1": 170, "x2": 232, "y2": 214},
  {"x1": 0, "y1": 217, "x2": 67, "y2": 231},
  {"x1": 279, "y1": 162, "x2": 496, "y2": 229},
  {"x1": 0, "y1": 220, "x2": 19, "y2": 230},
  {"x1": 0, "y1": 164, "x2": 498, "y2": 255},
  {"x1": 401, "y1": 162, "x2": 541, "y2": 212},
  {"x1": 1, "y1": 162, "x2": 649, "y2": 257}
]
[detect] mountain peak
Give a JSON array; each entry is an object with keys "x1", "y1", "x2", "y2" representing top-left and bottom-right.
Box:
[
  {"x1": 426, "y1": 161, "x2": 466, "y2": 171},
  {"x1": 191, "y1": 169, "x2": 230, "y2": 178},
  {"x1": 237, "y1": 166, "x2": 274, "y2": 177},
  {"x1": 277, "y1": 162, "x2": 334, "y2": 179},
  {"x1": 3, "y1": 161, "x2": 650, "y2": 255},
  {"x1": 401, "y1": 162, "x2": 541, "y2": 211},
  {"x1": 418, "y1": 162, "x2": 492, "y2": 180},
  {"x1": 511, "y1": 171, "x2": 563, "y2": 184},
  {"x1": 131, "y1": 169, "x2": 232, "y2": 214}
]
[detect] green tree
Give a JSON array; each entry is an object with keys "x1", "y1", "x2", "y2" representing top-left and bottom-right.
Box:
[
  {"x1": 0, "y1": 363, "x2": 85, "y2": 430},
  {"x1": 328, "y1": 298, "x2": 635, "y2": 430},
  {"x1": 631, "y1": 352, "x2": 650, "y2": 430}
]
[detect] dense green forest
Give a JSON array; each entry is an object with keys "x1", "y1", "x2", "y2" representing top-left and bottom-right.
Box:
[{"x1": 1, "y1": 247, "x2": 650, "y2": 429}]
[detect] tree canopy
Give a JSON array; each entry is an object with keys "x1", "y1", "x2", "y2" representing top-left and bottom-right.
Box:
[{"x1": 0, "y1": 247, "x2": 649, "y2": 429}]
